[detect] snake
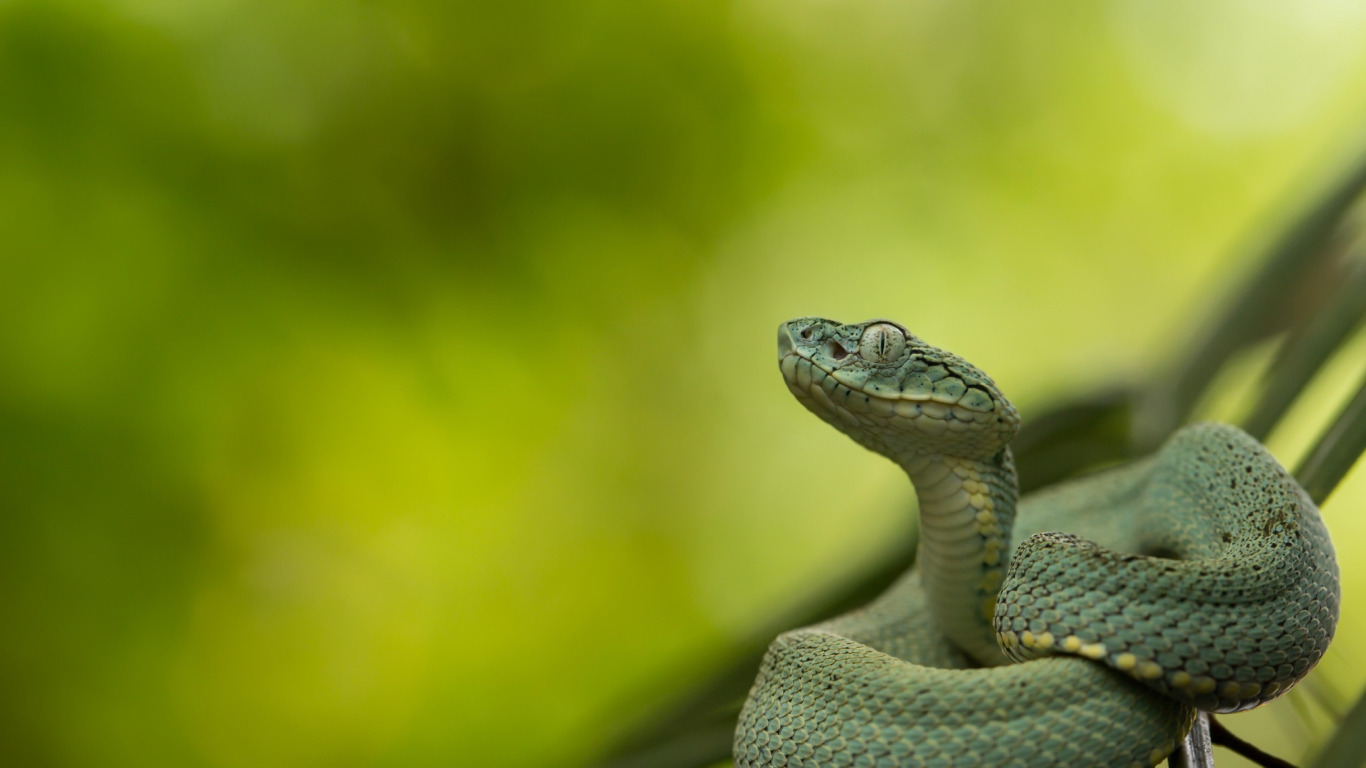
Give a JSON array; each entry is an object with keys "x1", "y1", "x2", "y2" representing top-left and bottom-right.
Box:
[{"x1": 734, "y1": 317, "x2": 1340, "y2": 767}]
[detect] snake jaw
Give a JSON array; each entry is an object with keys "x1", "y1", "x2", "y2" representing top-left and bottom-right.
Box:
[{"x1": 777, "y1": 318, "x2": 1020, "y2": 461}]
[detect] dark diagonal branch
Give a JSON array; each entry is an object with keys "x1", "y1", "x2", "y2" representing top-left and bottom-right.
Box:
[{"x1": 1209, "y1": 716, "x2": 1297, "y2": 768}]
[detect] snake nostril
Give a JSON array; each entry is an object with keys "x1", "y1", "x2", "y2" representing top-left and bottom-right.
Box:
[
  {"x1": 800, "y1": 326, "x2": 813, "y2": 339},
  {"x1": 825, "y1": 340, "x2": 849, "y2": 360}
]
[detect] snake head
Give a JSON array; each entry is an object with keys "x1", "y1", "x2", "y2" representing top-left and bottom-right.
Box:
[{"x1": 778, "y1": 317, "x2": 1019, "y2": 461}]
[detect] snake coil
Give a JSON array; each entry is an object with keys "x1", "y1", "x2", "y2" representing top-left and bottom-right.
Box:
[{"x1": 735, "y1": 318, "x2": 1339, "y2": 768}]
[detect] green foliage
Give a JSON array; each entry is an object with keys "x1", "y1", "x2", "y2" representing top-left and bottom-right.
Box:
[
  {"x1": 1311, "y1": 692, "x2": 1366, "y2": 768},
  {"x1": 5, "y1": 2, "x2": 1366, "y2": 768}
]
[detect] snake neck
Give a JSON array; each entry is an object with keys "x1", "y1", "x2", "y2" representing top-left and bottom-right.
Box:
[{"x1": 899, "y1": 447, "x2": 1019, "y2": 666}]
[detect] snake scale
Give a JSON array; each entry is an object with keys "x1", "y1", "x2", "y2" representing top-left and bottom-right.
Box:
[{"x1": 735, "y1": 318, "x2": 1340, "y2": 767}]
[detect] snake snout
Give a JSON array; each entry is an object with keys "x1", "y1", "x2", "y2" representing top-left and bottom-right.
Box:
[
  {"x1": 777, "y1": 323, "x2": 797, "y2": 359},
  {"x1": 777, "y1": 318, "x2": 825, "y2": 360}
]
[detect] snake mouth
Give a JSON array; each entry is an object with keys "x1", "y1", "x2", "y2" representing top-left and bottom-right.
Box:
[
  {"x1": 778, "y1": 348, "x2": 1000, "y2": 448},
  {"x1": 779, "y1": 350, "x2": 888, "y2": 401},
  {"x1": 778, "y1": 347, "x2": 993, "y2": 413},
  {"x1": 777, "y1": 318, "x2": 1011, "y2": 455}
]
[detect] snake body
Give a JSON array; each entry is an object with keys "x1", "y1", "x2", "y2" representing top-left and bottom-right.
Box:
[{"x1": 735, "y1": 318, "x2": 1339, "y2": 767}]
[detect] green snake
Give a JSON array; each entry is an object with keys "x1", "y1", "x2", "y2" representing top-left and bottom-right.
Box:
[{"x1": 735, "y1": 318, "x2": 1340, "y2": 767}]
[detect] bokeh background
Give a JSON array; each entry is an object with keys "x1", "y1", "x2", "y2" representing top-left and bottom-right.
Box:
[{"x1": 5, "y1": 1, "x2": 1366, "y2": 766}]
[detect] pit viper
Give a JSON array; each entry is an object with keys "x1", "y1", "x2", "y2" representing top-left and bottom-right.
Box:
[{"x1": 734, "y1": 318, "x2": 1339, "y2": 767}]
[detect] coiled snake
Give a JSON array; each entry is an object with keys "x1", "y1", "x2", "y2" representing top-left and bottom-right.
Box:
[{"x1": 735, "y1": 318, "x2": 1340, "y2": 767}]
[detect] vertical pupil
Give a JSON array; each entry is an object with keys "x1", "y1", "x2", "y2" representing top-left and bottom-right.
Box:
[{"x1": 859, "y1": 324, "x2": 903, "y2": 362}]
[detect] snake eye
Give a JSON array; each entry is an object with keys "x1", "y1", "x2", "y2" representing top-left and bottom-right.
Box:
[{"x1": 858, "y1": 323, "x2": 906, "y2": 363}]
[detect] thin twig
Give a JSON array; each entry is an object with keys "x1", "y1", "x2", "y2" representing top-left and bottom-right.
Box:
[{"x1": 1209, "y1": 716, "x2": 1298, "y2": 768}]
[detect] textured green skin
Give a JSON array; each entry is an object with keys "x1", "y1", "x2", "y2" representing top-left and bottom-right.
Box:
[{"x1": 735, "y1": 318, "x2": 1339, "y2": 768}]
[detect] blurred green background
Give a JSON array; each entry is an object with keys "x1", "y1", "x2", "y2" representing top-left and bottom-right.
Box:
[{"x1": 5, "y1": 1, "x2": 1366, "y2": 766}]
